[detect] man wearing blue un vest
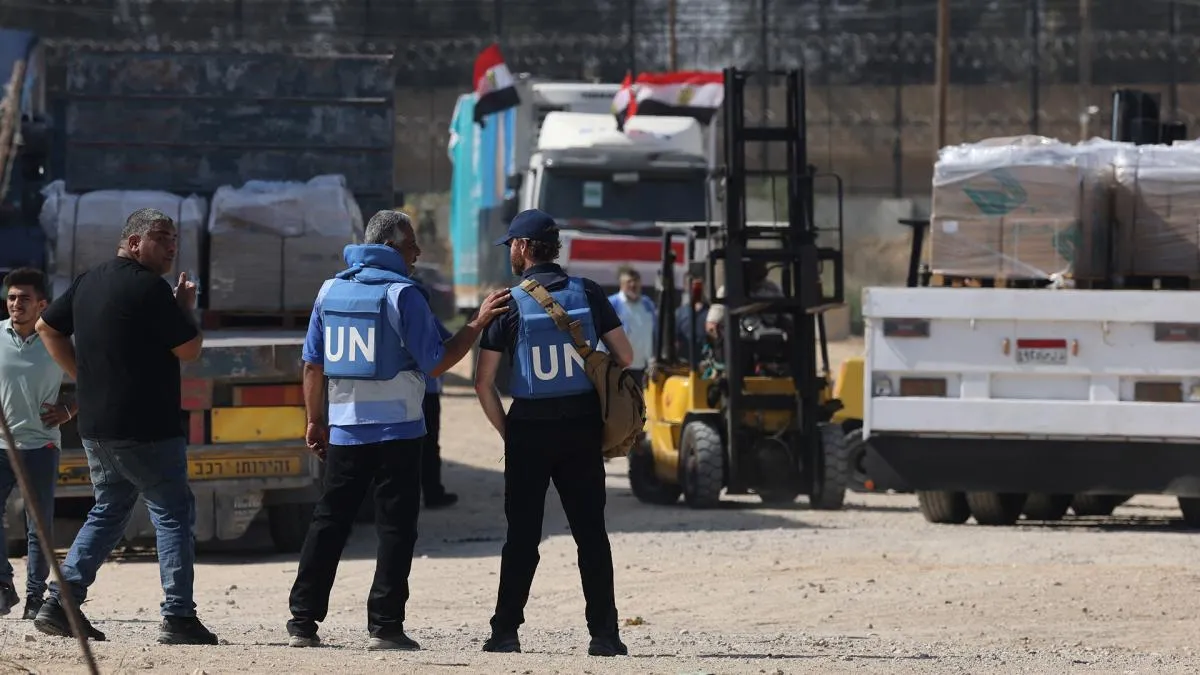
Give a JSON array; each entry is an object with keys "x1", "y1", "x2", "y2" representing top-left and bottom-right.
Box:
[
  {"x1": 474, "y1": 209, "x2": 635, "y2": 657},
  {"x1": 286, "y1": 210, "x2": 510, "y2": 651}
]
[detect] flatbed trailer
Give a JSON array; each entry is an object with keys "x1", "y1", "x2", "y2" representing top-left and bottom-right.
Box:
[{"x1": 5, "y1": 330, "x2": 320, "y2": 555}]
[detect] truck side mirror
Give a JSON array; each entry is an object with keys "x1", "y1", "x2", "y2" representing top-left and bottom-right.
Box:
[
  {"x1": 506, "y1": 173, "x2": 523, "y2": 191},
  {"x1": 502, "y1": 196, "x2": 519, "y2": 223}
]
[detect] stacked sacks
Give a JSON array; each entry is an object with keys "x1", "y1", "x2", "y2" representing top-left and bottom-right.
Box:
[{"x1": 206, "y1": 174, "x2": 365, "y2": 312}]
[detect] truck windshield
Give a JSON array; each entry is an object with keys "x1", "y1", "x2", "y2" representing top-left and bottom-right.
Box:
[{"x1": 538, "y1": 169, "x2": 707, "y2": 222}]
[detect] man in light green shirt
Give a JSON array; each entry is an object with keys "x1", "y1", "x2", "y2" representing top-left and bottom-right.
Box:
[{"x1": 0, "y1": 268, "x2": 74, "y2": 619}]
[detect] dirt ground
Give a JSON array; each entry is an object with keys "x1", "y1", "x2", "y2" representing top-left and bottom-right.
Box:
[{"x1": 2, "y1": 339, "x2": 1199, "y2": 674}]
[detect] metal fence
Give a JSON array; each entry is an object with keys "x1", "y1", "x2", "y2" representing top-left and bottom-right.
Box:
[{"x1": 8, "y1": 0, "x2": 1200, "y2": 196}]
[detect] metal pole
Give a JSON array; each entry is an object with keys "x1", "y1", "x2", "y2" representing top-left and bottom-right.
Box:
[
  {"x1": 934, "y1": 0, "x2": 950, "y2": 153},
  {"x1": 761, "y1": 0, "x2": 769, "y2": 176},
  {"x1": 1169, "y1": 0, "x2": 1179, "y2": 117},
  {"x1": 1028, "y1": 0, "x2": 1041, "y2": 135},
  {"x1": 0, "y1": 408, "x2": 99, "y2": 674},
  {"x1": 892, "y1": 0, "x2": 904, "y2": 197},
  {"x1": 668, "y1": 0, "x2": 678, "y2": 70},
  {"x1": 628, "y1": 0, "x2": 637, "y2": 73},
  {"x1": 493, "y1": 0, "x2": 502, "y2": 45},
  {"x1": 1078, "y1": 0, "x2": 1092, "y2": 140}
]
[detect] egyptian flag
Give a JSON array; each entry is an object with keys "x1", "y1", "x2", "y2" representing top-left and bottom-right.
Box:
[
  {"x1": 632, "y1": 71, "x2": 724, "y2": 125},
  {"x1": 472, "y1": 44, "x2": 520, "y2": 126},
  {"x1": 611, "y1": 71, "x2": 637, "y2": 131}
]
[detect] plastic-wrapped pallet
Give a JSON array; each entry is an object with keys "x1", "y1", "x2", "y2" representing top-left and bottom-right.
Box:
[
  {"x1": 930, "y1": 135, "x2": 1092, "y2": 281},
  {"x1": 206, "y1": 175, "x2": 364, "y2": 312},
  {"x1": 38, "y1": 179, "x2": 206, "y2": 292},
  {"x1": 1112, "y1": 142, "x2": 1200, "y2": 278}
]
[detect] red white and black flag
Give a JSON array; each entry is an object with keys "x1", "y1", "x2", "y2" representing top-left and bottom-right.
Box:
[
  {"x1": 473, "y1": 43, "x2": 520, "y2": 126},
  {"x1": 611, "y1": 71, "x2": 637, "y2": 131},
  {"x1": 630, "y1": 71, "x2": 725, "y2": 125}
]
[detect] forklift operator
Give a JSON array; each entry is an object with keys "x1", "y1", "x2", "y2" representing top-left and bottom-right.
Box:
[{"x1": 704, "y1": 260, "x2": 783, "y2": 341}]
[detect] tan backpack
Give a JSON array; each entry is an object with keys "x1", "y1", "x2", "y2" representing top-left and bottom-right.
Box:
[{"x1": 518, "y1": 278, "x2": 647, "y2": 459}]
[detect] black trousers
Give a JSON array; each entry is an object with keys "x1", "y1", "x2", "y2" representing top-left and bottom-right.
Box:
[
  {"x1": 490, "y1": 414, "x2": 618, "y2": 637},
  {"x1": 287, "y1": 437, "x2": 422, "y2": 639},
  {"x1": 421, "y1": 393, "x2": 446, "y2": 499}
]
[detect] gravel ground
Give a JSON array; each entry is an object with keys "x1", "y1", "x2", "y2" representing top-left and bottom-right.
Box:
[{"x1": 2, "y1": 344, "x2": 1199, "y2": 674}]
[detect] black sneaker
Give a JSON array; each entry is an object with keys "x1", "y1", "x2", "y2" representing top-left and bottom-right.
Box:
[
  {"x1": 158, "y1": 616, "x2": 218, "y2": 645},
  {"x1": 33, "y1": 596, "x2": 106, "y2": 642},
  {"x1": 0, "y1": 582, "x2": 17, "y2": 617},
  {"x1": 588, "y1": 633, "x2": 628, "y2": 657},
  {"x1": 367, "y1": 631, "x2": 419, "y2": 651},
  {"x1": 482, "y1": 631, "x2": 521, "y2": 653},
  {"x1": 22, "y1": 596, "x2": 44, "y2": 620},
  {"x1": 425, "y1": 492, "x2": 459, "y2": 509}
]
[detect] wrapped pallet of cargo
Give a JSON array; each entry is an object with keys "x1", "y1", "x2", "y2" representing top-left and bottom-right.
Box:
[
  {"x1": 38, "y1": 179, "x2": 207, "y2": 298},
  {"x1": 205, "y1": 174, "x2": 365, "y2": 325},
  {"x1": 1112, "y1": 141, "x2": 1200, "y2": 281},
  {"x1": 929, "y1": 135, "x2": 1104, "y2": 284}
]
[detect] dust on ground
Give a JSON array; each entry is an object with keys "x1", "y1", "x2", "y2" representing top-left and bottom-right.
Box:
[{"x1": 1, "y1": 339, "x2": 1197, "y2": 674}]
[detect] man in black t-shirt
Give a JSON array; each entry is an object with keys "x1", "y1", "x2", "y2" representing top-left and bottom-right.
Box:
[
  {"x1": 474, "y1": 209, "x2": 633, "y2": 657},
  {"x1": 33, "y1": 208, "x2": 218, "y2": 646}
]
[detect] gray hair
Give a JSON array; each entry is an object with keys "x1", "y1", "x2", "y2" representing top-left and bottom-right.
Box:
[
  {"x1": 121, "y1": 208, "x2": 173, "y2": 243},
  {"x1": 365, "y1": 210, "x2": 413, "y2": 246}
]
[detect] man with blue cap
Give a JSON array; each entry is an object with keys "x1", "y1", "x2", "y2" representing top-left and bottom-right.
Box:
[
  {"x1": 473, "y1": 208, "x2": 634, "y2": 657},
  {"x1": 285, "y1": 210, "x2": 509, "y2": 651}
]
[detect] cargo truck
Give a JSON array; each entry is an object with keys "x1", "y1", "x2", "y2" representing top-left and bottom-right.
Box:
[{"x1": 4, "y1": 48, "x2": 395, "y2": 554}]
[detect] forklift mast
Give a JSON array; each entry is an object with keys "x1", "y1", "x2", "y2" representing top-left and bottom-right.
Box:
[{"x1": 712, "y1": 67, "x2": 845, "y2": 493}]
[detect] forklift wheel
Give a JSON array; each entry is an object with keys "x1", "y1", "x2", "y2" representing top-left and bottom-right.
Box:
[
  {"x1": 807, "y1": 423, "x2": 850, "y2": 511},
  {"x1": 628, "y1": 437, "x2": 682, "y2": 506},
  {"x1": 680, "y1": 419, "x2": 724, "y2": 509}
]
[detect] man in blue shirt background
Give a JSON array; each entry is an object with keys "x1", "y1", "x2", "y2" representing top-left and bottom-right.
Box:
[{"x1": 286, "y1": 210, "x2": 508, "y2": 651}]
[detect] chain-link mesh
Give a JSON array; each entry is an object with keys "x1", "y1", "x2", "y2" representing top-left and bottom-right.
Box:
[{"x1": 5, "y1": 0, "x2": 1198, "y2": 195}]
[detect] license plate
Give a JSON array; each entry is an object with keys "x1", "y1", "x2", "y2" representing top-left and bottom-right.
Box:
[
  {"x1": 190, "y1": 457, "x2": 305, "y2": 480},
  {"x1": 57, "y1": 455, "x2": 306, "y2": 486},
  {"x1": 1015, "y1": 338, "x2": 1068, "y2": 365}
]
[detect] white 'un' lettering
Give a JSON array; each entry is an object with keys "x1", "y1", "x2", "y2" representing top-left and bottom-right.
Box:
[
  {"x1": 325, "y1": 326, "x2": 376, "y2": 362},
  {"x1": 532, "y1": 343, "x2": 585, "y2": 381}
]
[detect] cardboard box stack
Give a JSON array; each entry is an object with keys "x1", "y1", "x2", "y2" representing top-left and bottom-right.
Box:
[
  {"x1": 1112, "y1": 143, "x2": 1200, "y2": 278},
  {"x1": 205, "y1": 175, "x2": 364, "y2": 313},
  {"x1": 930, "y1": 135, "x2": 1098, "y2": 281}
]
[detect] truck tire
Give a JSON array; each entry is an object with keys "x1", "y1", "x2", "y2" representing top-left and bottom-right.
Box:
[
  {"x1": 1022, "y1": 493, "x2": 1073, "y2": 521},
  {"x1": 628, "y1": 436, "x2": 682, "y2": 506},
  {"x1": 916, "y1": 491, "x2": 971, "y2": 524},
  {"x1": 268, "y1": 502, "x2": 314, "y2": 554},
  {"x1": 1178, "y1": 497, "x2": 1200, "y2": 528},
  {"x1": 680, "y1": 419, "x2": 724, "y2": 509},
  {"x1": 808, "y1": 422, "x2": 850, "y2": 511},
  {"x1": 966, "y1": 492, "x2": 1027, "y2": 526},
  {"x1": 1070, "y1": 494, "x2": 1124, "y2": 517},
  {"x1": 843, "y1": 427, "x2": 871, "y2": 492}
]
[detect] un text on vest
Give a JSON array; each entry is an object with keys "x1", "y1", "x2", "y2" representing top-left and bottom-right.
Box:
[
  {"x1": 532, "y1": 341, "x2": 591, "y2": 381},
  {"x1": 326, "y1": 325, "x2": 376, "y2": 363}
]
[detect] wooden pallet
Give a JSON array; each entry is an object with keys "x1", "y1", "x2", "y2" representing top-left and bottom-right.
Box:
[{"x1": 201, "y1": 310, "x2": 311, "y2": 330}]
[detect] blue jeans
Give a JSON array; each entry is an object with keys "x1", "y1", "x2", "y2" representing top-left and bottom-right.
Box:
[
  {"x1": 0, "y1": 444, "x2": 60, "y2": 598},
  {"x1": 50, "y1": 437, "x2": 197, "y2": 617}
]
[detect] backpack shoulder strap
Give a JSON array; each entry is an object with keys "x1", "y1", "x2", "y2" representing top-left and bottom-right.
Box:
[{"x1": 518, "y1": 278, "x2": 593, "y2": 355}]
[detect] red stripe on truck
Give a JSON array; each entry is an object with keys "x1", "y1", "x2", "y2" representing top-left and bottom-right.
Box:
[
  {"x1": 1016, "y1": 339, "x2": 1067, "y2": 349},
  {"x1": 569, "y1": 239, "x2": 685, "y2": 263}
]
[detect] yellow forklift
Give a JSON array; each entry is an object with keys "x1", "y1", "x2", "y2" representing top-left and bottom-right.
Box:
[{"x1": 629, "y1": 67, "x2": 851, "y2": 509}]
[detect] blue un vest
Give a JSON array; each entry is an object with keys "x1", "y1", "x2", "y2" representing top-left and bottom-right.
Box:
[
  {"x1": 509, "y1": 277, "x2": 599, "y2": 399},
  {"x1": 321, "y1": 244, "x2": 426, "y2": 427}
]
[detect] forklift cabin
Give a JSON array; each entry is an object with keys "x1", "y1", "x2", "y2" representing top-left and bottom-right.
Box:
[{"x1": 632, "y1": 67, "x2": 851, "y2": 509}]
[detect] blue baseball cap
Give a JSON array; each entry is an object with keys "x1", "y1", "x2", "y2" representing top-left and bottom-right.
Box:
[{"x1": 494, "y1": 209, "x2": 560, "y2": 246}]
